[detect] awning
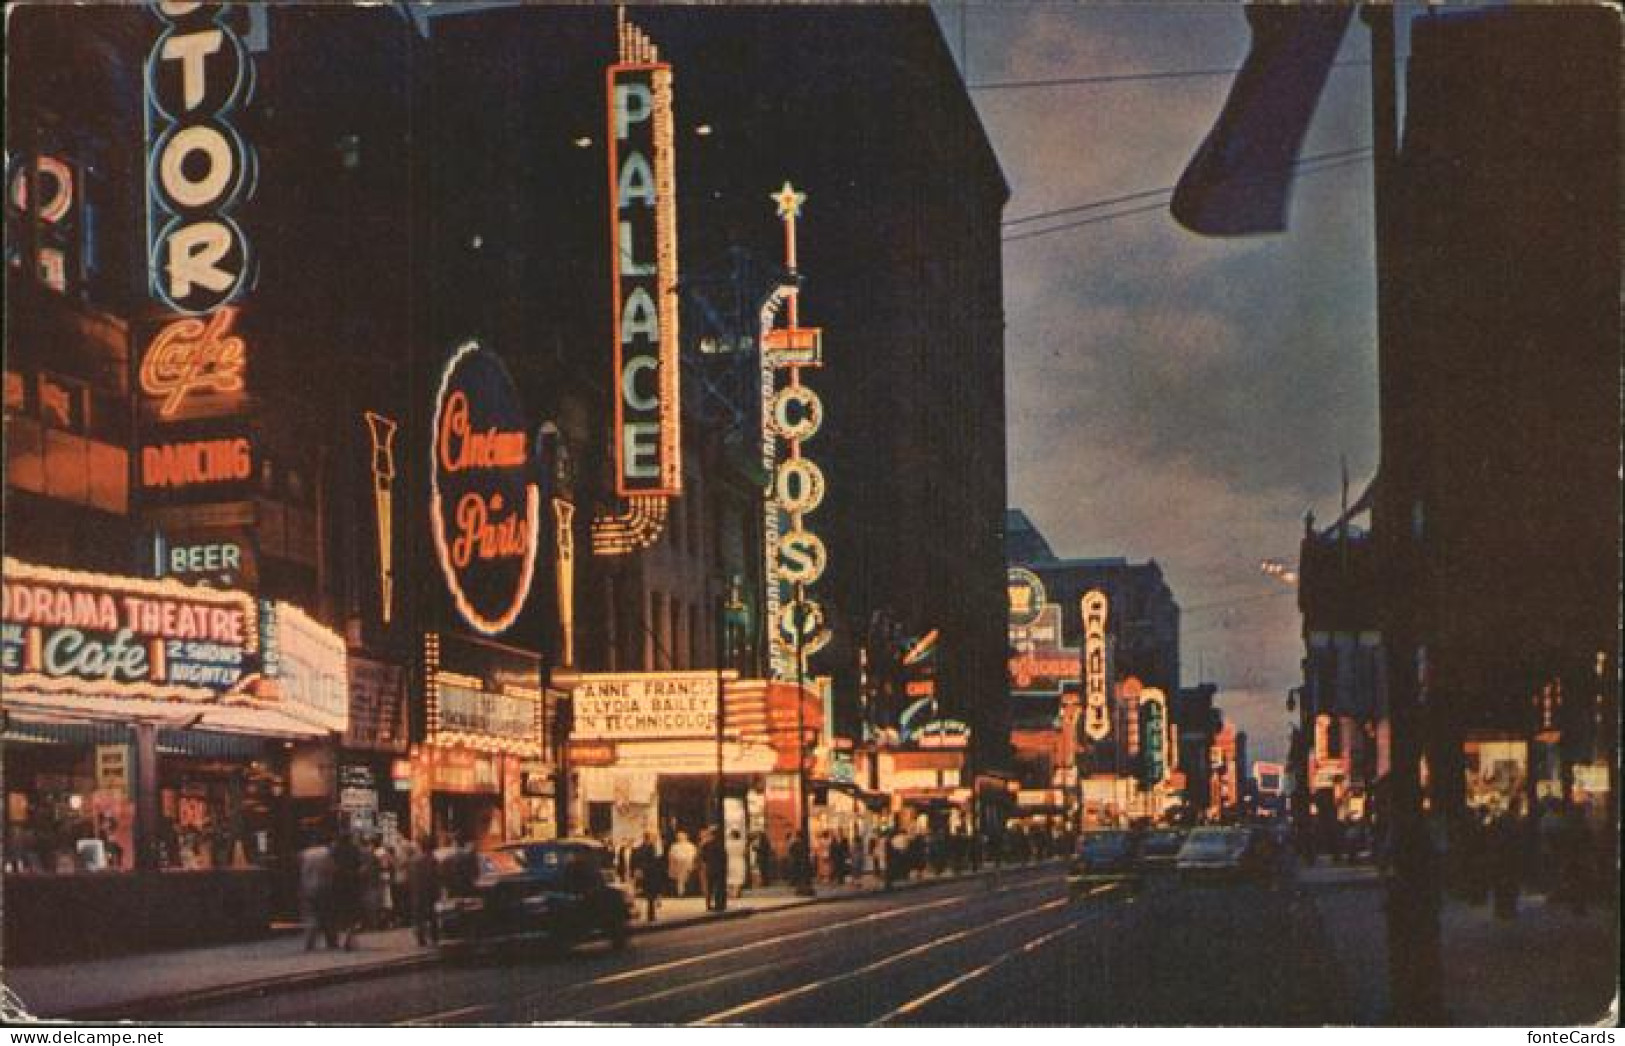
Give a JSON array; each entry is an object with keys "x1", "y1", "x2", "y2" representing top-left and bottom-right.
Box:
[
  {"x1": 3, "y1": 717, "x2": 272, "y2": 758},
  {"x1": 3, "y1": 686, "x2": 329, "y2": 741}
]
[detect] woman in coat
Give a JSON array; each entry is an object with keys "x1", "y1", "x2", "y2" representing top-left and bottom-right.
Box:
[{"x1": 667, "y1": 830, "x2": 697, "y2": 897}]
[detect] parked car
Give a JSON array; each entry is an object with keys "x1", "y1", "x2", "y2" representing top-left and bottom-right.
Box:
[
  {"x1": 436, "y1": 838, "x2": 632, "y2": 955},
  {"x1": 1067, "y1": 829, "x2": 1139, "y2": 895},
  {"x1": 1134, "y1": 828, "x2": 1187, "y2": 873},
  {"x1": 1174, "y1": 826, "x2": 1271, "y2": 881}
]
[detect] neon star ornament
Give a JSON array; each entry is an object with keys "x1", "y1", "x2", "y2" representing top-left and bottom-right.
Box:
[{"x1": 772, "y1": 181, "x2": 806, "y2": 220}]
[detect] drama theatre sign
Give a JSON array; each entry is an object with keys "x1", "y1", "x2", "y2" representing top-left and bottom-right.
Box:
[
  {"x1": 430, "y1": 341, "x2": 540, "y2": 636},
  {"x1": 1, "y1": 558, "x2": 255, "y2": 696},
  {"x1": 570, "y1": 673, "x2": 719, "y2": 741}
]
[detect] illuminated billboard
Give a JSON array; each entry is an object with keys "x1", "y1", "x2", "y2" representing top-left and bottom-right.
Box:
[
  {"x1": 1007, "y1": 568, "x2": 1046, "y2": 628},
  {"x1": 429, "y1": 341, "x2": 540, "y2": 637}
]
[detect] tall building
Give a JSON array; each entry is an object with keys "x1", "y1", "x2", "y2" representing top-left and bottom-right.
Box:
[{"x1": 1376, "y1": 7, "x2": 1620, "y2": 825}]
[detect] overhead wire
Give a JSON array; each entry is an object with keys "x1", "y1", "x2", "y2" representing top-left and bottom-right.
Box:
[{"x1": 966, "y1": 58, "x2": 1372, "y2": 92}]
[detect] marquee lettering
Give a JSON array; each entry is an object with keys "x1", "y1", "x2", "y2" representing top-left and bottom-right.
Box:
[
  {"x1": 43, "y1": 628, "x2": 150, "y2": 683},
  {"x1": 141, "y1": 437, "x2": 252, "y2": 488},
  {"x1": 437, "y1": 391, "x2": 527, "y2": 473}
]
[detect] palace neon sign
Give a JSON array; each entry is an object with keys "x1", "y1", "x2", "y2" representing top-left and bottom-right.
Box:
[
  {"x1": 1082, "y1": 589, "x2": 1110, "y2": 741},
  {"x1": 144, "y1": 1, "x2": 257, "y2": 315},
  {"x1": 429, "y1": 341, "x2": 540, "y2": 636},
  {"x1": 607, "y1": 24, "x2": 680, "y2": 498}
]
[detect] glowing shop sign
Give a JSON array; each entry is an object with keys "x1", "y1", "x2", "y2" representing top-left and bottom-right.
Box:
[
  {"x1": 140, "y1": 434, "x2": 253, "y2": 489},
  {"x1": 608, "y1": 32, "x2": 680, "y2": 498},
  {"x1": 764, "y1": 182, "x2": 831, "y2": 667},
  {"x1": 1007, "y1": 568, "x2": 1046, "y2": 628},
  {"x1": 139, "y1": 307, "x2": 248, "y2": 419},
  {"x1": 365, "y1": 411, "x2": 398, "y2": 625},
  {"x1": 570, "y1": 672, "x2": 720, "y2": 741},
  {"x1": 423, "y1": 632, "x2": 544, "y2": 757},
  {"x1": 1, "y1": 557, "x2": 256, "y2": 697},
  {"x1": 429, "y1": 341, "x2": 540, "y2": 636},
  {"x1": 144, "y1": 1, "x2": 257, "y2": 315},
  {"x1": 1082, "y1": 589, "x2": 1110, "y2": 741},
  {"x1": 262, "y1": 600, "x2": 349, "y2": 733},
  {"x1": 152, "y1": 532, "x2": 247, "y2": 586},
  {"x1": 7, "y1": 154, "x2": 76, "y2": 293},
  {"x1": 1140, "y1": 687, "x2": 1168, "y2": 785}
]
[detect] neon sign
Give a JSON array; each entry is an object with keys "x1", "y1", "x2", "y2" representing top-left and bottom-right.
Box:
[
  {"x1": 1, "y1": 557, "x2": 256, "y2": 698},
  {"x1": 1082, "y1": 589, "x2": 1110, "y2": 741},
  {"x1": 608, "y1": 17, "x2": 679, "y2": 498},
  {"x1": 364, "y1": 412, "x2": 398, "y2": 625},
  {"x1": 1007, "y1": 568, "x2": 1046, "y2": 628},
  {"x1": 139, "y1": 307, "x2": 248, "y2": 419},
  {"x1": 144, "y1": 1, "x2": 257, "y2": 315},
  {"x1": 429, "y1": 341, "x2": 540, "y2": 636},
  {"x1": 764, "y1": 182, "x2": 832, "y2": 669},
  {"x1": 140, "y1": 434, "x2": 253, "y2": 489},
  {"x1": 1140, "y1": 687, "x2": 1168, "y2": 785}
]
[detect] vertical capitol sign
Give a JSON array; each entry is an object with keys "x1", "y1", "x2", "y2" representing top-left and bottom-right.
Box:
[
  {"x1": 1082, "y1": 589, "x2": 1110, "y2": 741},
  {"x1": 430, "y1": 342, "x2": 541, "y2": 636}
]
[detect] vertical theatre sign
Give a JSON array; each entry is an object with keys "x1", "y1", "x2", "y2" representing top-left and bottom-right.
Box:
[
  {"x1": 430, "y1": 342, "x2": 540, "y2": 636},
  {"x1": 593, "y1": 13, "x2": 680, "y2": 556},
  {"x1": 144, "y1": 1, "x2": 257, "y2": 316},
  {"x1": 763, "y1": 183, "x2": 831, "y2": 675},
  {"x1": 1140, "y1": 686, "x2": 1168, "y2": 786},
  {"x1": 1082, "y1": 589, "x2": 1110, "y2": 742}
]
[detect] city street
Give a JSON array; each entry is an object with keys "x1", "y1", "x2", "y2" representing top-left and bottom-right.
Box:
[{"x1": 155, "y1": 863, "x2": 1342, "y2": 1026}]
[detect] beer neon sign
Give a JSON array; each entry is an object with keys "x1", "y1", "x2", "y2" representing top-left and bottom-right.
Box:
[
  {"x1": 143, "y1": 1, "x2": 257, "y2": 315},
  {"x1": 429, "y1": 341, "x2": 540, "y2": 636},
  {"x1": 1082, "y1": 589, "x2": 1110, "y2": 741}
]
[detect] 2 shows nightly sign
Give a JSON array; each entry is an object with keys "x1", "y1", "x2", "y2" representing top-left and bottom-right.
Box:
[{"x1": 430, "y1": 342, "x2": 541, "y2": 637}]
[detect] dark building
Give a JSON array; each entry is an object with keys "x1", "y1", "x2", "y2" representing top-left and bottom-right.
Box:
[
  {"x1": 1172, "y1": 683, "x2": 1220, "y2": 813},
  {"x1": 1376, "y1": 7, "x2": 1621, "y2": 824}
]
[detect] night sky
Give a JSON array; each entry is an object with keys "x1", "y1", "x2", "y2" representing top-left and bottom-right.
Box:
[{"x1": 934, "y1": 3, "x2": 1418, "y2": 762}]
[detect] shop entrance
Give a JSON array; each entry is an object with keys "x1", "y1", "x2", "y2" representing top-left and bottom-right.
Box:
[{"x1": 657, "y1": 774, "x2": 753, "y2": 841}]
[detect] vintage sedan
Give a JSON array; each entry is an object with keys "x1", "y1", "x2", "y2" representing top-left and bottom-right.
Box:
[
  {"x1": 1174, "y1": 826, "x2": 1273, "y2": 881},
  {"x1": 436, "y1": 838, "x2": 633, "y2": 955},
  {"x1": 1066, "y1": 829, "x2": 1140, "y2": 896}
]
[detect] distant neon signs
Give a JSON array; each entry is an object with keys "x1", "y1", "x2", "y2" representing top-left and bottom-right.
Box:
[
  {"x1": 139, "y1": 307, "x2": 248, "y2": 419},
  {"x1": 144, "y1": 1, "x2": 257, "y2": 315},
  {"x1": 429, "y1": 342, "x2": 540, "y2": 636},
  {"x1": 608, "y1": 36, "x2": 680, "y2": 498},
  {"x1": 1, "y1": 557, "x2": 256, "y2": 697},
  {"x1": 765, "y1": 182, "x2": 831, "y2": 668},
  {"x1": 1082, "y1": 589, "x2": 1110, "y2": 741},
  {"x1": 1007, "y1": 568, "x2": 1046, "y2": 628},
  {"x1": 1140, "y1": 687, "x2": 1168, "y2": 785}
]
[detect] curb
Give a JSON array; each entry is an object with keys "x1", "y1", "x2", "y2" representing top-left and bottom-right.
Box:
[{"x1": 57, "y1": 861, "x2": 1060, "y2": 1021}]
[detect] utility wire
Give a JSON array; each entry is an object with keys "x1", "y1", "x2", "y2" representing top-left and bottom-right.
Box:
[
  {"x1": 1002, "y1": 145, "x2": 1372, "y2": 228},
  {"x1": 967, "y1": 58, "x2": 1372, "y2": 92},
  {"x1": 1001, "y1": 152, "x2": 1370, "y2": 244}
]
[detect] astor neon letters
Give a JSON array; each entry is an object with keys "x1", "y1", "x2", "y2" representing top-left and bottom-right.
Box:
[{"x1": 145, "y1": 1, "x2": 257, "y2": 314}]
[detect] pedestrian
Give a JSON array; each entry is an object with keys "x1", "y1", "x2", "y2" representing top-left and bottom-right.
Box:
[
  {"x1": 299, "y1": 835, "x2": 336, "y2": 951},
  {"x1": 701, "y1": 827, "x2": 728, "y2": 910},
  {"x1": 886, "y1": 826, "x2": 909, "y2": 888},
  {"x1": 1557, "y1": 804, "x2": 1594, "y2": 915},
  {"x1": 830, "y1": 831, "x2": 851, "y2": 884},
  {"x1": 908, "y1": 830, "x2": 926, "y2": 878},
  {"x1": 725, "y1": 829, "x2": 748, "y2": 898},
  {"x1": 631, "y1": 832, "x2": 664, "y2": 922},
  {"x1": 667, "y1": 830, "x2": 697, "y2": 897},
  {"x1": 332, "y1": 830, "x2": 364, "y2": 950},
  {"x1": 788, "y1": 831, "x2": 811, "y2": 891},
  {"x1": 408, "y1": 833, "x2": 440, "y2": 946},
  {"x1": 753, "y1": 832, "x2": 775, "y2": 887},
  {"x1": 359, "y1": 836, "x2": 384, "y2": 932}
]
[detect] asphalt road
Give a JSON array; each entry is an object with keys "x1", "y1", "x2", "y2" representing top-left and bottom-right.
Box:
[{"x1": 164, "y1": 863, "x2": 1347, "y2": 1026}]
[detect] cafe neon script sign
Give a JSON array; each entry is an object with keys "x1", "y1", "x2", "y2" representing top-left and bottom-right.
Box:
[
  {"x1": 429, "y1": 341, "x2": 540, "y2": 636},
  {"x1": 592, "y1": 12, "x2": 680, "y2": 557}
]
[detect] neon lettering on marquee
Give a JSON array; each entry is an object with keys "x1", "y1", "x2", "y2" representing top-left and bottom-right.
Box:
[
  {"x1": 429, "y1": 341, "x2": 540, "y2": 637},
  {"x1": 1082, "y1": 589, "x2": 1110, "y2": 741},
  {"x1": 607, "y1": 16, "x2": 679, "y2": 498},
  {"x1": 764, "y1": 182, "x2": 832, "y2": 667},
  {"x1": 139, "y1": 306, "x2": 248, "y2": 417},
  {"x1": 141, "y1": 436, "x2": 252, "y2": 488},
  {"x1": 144, "y1": 1, "x2": 257, "y2": 315}
]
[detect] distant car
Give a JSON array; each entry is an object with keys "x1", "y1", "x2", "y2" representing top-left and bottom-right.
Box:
[
  {"x1": 436, "y1": 838, "x2": 633, "y2": 955},
  {"x1": 1067, "y1": 830, "x2": 1139, "y2": 895},
  {"x1": 1135, "y1": 828, "x2": 1187, "y2": 873},
  {"x1": 1174, "y1": 826, "x2": 1268, "y2": 880}
]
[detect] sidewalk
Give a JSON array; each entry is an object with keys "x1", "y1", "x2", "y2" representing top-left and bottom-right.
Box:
[
  {"x1": 1296, "y1": 861, "x2": 1619, "y2": 1025},
  {"x1": 4, "y1": 862, "x2": 1044, "y2": 1021}
]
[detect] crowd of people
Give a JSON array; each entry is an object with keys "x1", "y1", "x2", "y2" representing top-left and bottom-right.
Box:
[{"x1": 296, "y1": 830, "x2": 478, "y2": 951}]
